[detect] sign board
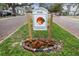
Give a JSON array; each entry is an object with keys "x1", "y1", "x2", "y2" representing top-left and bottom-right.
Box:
[{"x1": 32, "y1": 7, "x2": 48, "y2": 30}]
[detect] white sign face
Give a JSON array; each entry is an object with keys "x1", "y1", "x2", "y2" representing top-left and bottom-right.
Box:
[{"x1": 32, "y1": 7, "x2": 48, "y2": 30}]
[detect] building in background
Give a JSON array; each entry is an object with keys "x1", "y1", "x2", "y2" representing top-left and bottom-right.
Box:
[{"x1": 62, "y1": 3, "x2": 79, "y2": 16}]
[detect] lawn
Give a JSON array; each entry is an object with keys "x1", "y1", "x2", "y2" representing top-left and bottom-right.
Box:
[{"x1": 0, "y1": 23, "x2": 79, "y2": 56}]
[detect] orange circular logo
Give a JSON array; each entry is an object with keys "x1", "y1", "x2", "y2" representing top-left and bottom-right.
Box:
[{"x1": 37, "y1": 17, "x2": 45, "y2": 25}]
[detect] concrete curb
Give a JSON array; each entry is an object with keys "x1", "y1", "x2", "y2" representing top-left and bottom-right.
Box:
[{"x1": 0, "y1": 22, "x2": 26, "y2": 44}]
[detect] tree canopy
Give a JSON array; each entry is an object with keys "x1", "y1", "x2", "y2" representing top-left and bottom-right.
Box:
[{"x1": 49, "y1": 4, "x2": 62, "y2": 13}]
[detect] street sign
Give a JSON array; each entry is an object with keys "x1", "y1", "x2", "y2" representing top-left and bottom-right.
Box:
[{"x1": 32, "y1": 7, "x2": 48, "y2": 30}]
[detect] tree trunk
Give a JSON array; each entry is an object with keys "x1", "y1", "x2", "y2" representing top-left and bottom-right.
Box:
[{"x1": 12, "y1": 3, "x2": 16, "y2": 16}]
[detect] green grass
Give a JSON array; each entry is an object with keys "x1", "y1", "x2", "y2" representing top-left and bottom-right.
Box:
[{"x1": 0, "y1": 23, "x2": 79, "y2": 56}]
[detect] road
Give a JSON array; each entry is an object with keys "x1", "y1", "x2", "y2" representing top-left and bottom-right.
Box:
[
  {"x1": 0, "y1": 16, "x2": 26, "y2": 41},
  {"x1": 0, "y1": 15, "x2": 79, "y2": 41},
  {"x1": 53, "y1": 16, "x2": 79, "y2": 39}
]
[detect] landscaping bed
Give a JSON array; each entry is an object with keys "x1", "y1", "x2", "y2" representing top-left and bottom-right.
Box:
[{"x1": 23, "y1": 38, "x2": 63, "y2": 52}]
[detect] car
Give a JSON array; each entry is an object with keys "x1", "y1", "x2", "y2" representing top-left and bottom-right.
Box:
[
  {"x1": 2, "y1": 10, "x2": 12, "y2": 16},
  {"x1": 2, "y1": 10, "x2": 7, "y2": 16}
]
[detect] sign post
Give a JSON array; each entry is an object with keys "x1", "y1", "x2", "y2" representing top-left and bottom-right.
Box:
[
  {"x1": 48, "y1": 14, "x2": 53, "y2": 40},
  {"x1": 32, "y1": 7, "x2": 53, "y2": 40},
  {"x1": 28, "y1": 13, "x2": 32, "y2": 41}
]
